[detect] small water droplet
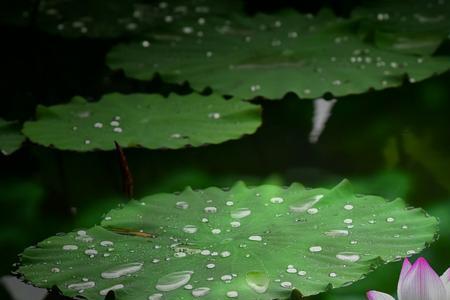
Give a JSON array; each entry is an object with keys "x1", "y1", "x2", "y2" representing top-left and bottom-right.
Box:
[
  {"x1": 62, "y1": 245, "x2": 78, "y2": 251},
  {"x1": 309, "y1": 246, "x2": 322, "y2": 253},
  {"x1": 230, "y1": 221, "x2": 241, "y2": 228},
  {"x1": 270, "y1": 197, "x2": 284, "y2": 204},
  {"x1": 329, "y1": 272, "x2": 337, "y2": 278},
  {"x1": 324, "y1": 230, "x2": 349, "y2": 237},
  {"x1": 280, "y1": 281, "x2": 292, "y2": 289},
  {"x1": 176, "y1": 201, "x2": 189, "y2": 209},
  {"x1": 386, "y1": 217, "x2": 395, "y2": 223},
  {"x1": 226, "y1": 291, "x2": 239, "y2": 298},
  {"x1": 344, "y1": 204, "x2": 353, "y2": 210},
  {"x1": 344, "y1": 218, "x2": 353, "y2": 224},
  {"x1": 248, "y1": 235, "x2": 262, "y2": 242},
  {"x1": 212, "y1": 228, "x2": 221, "y2": 234},
  {"x1": 183, "y1": 225, "x2": 198, "y2": 234},
  {"x1": 204, "y1": 207, "x2": 217, "y2": 213}
]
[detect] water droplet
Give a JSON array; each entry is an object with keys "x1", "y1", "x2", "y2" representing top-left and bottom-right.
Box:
[
  {"x1": 344, "y1": 204, "x2": 353, "y2": 210},
  {"x1": 184, "y1": 284, "x2": 193, "y2": 290},
  {"x1": 148, "y1": 293, "x2": 163, "y2": 300},
  {"x1": 68, "y1": 281, "x2": 95, "y2": 291},
  {"x1": 226, "y1": 291, "x2": 239, "y2": 298},
  {"x1": 329, "y1": 272, "x2": 337, "y2": 278},
  {"x1": 100, "y1": 241, "x2": 114, "y2": 247},
  {"x1": 51, "y1": 267, "x2": 60, "y2": 273},
  {"x1": 248, "y1": 235, "x2": 262, "y2": 242},
  {"x1": 324, "y1": 230, "x2": 349, "y2": 237},
  {"x1": 221, "y1": 251, "x2": 231, "y2": 257},
  {"x1": 280, "y1": 281, "x2": 292, "y2": 289},
  {"x1": 246, "y1": 271, "x2": 269, "y2": 294},
  {"x1": 336, "y1": 252, "x2": 360, "y2": 263},
  {"x1": 231, "y1": 208, "x2": 251, "y2": 219},
  {"x1": 230, "y1": 221, "x2": 241, "y2": 227},
  {"x1": 94, "y1": 122, "x2": 103, "y2": 128},
  {"x1": 192, "y1": 287, "x2": 210, "y2": 297},
  {"x1": 298, "y1": 270, "x2": 307, "y2": 276},
  {"x1": 286, "y1": 267, "x2": 297, "y2": 273},
  {"x1": 270, "y1": 197, "x2": 284, "y2": 204},
  {"x1": 101, "y1": 262, "x2": 143, "y2": 279},
  {"x1": 289, "y1": 194, "x2": 323, "y2": 213},
  {"x1": 226, "y1": 201, "x2": 234, "y2": 206},
  {"x1": 204, "y1": 207, "x2": 217, "y2": 213},
  {"x1": 142, "y1": 40, "x2": 151, "y2": 48},
  {"x1": 176, "y1": 201, "x2": 189, "y2": 209},
  {"x1": 307, "y1": 208, "x2": 318, "y2": 214},
  {"x1": 156, "y1": 271, "x2": 193, "y2": 292},
  {"x1": 201, "y1": 250, "x2": 211, "y2": 256},
  {"x1": 100, "y1": 284, "x2": 124, "y2": 296},
  {"x1": 183, "y1": 225, "x2": 198, "y2": 234},
  {"x1": 401, "y1": 225, "x2": 408, "y2": 229},
  {"x1": 386, "y1": 217, "x2": 395, "y2": 223},
  {"x1": 110, "y1": 120, "x2": 120, "y2": 127},
  {"x1": 62, "y1": 245, "x2": 78, "y2": 251},
  {"x1": 113, "y1": 127, "x2": 123, "y2": 133},
  {"x1": 206, "y1": 263, "x2": 215, "y2": 269},
  {"x1": 212, "y1": 228, "x2": 221, "y2": 234},
  {"x1": 309, "y1": 246, "x2": 322, "y2": 253},
  {"x1": 84, "y1": 249, "x2": 98, "y2": 257},
  {"x1": 344, "y1": 218, "x2": 353, "y2": 224},
  {"x1": 208, "y1": 112, "x2": 220, "y2": 119},
  {"x1": 221, "y1": 274, "x2": 233, "y2": 281}
]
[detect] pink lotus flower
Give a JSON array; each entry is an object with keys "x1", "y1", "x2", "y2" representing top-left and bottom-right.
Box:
[{"x1": 367, "y1": 257, "x2": 450, "y2": 300}]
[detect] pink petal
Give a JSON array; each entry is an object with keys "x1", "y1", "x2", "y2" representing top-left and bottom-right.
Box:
[
  {"x1": 398, "y1": 258, "x2": 412, "y2": 299},
  {"x1": 367, "y1": 290, "x2": 395, "y2": 300},
  {"x1": 399, "y1": 257, "x2": 447, "y2": 300},
  {"x1": 440, "y1": 268, "x2": 450, "y2": 296}
]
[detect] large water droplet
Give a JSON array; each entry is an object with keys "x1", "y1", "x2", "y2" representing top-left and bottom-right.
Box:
[
  {"x1": 246, "y1": 271, "x2": 269, "y2": 294},
  {"x1": 156, "y1": 271, "x2": 193, "y2": 292},
  {"x1": 100, "y1": 284, "x2": 124, "y2": 296},
  {"x1": 101, "y1": 263, "x2": 143, "y2": 279},
  {"x1": 289, "y1": 194, "x2": 323, "y2": 213},
  {"x1": 68, "y1": 281, "x2": 95, "y2": 290},
  {"x1": 192, "y1": 287, "x2": 210, "y2": 297},
  {"x1": 231, "y1": 208, "x2": 251, "y2": 219}
]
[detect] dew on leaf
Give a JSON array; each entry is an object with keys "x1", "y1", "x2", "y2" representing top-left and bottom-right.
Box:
[
  {"x1": 155, "y1": 271, "x2": 193, "y2": 292},
  {"x1": 101, "y1": 262, "x2": 143, "y2": 279}
]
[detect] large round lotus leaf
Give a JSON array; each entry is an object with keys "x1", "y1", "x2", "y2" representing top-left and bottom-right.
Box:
[
  {"x1": 0, "y1": 119, "x2": 25, "y2": 155},
  {"x1": 353, "y1": 0, "x2": 450, "y2": 55},
  {"x1": 107, "y1": 10, "x2": 450, "y2": 100},
  {"x1": 22, "y1": 93, "x2": 261, "y2": 151},
  {"x1": 18, "y1": 180, "x2": 437, "y2": 299}
]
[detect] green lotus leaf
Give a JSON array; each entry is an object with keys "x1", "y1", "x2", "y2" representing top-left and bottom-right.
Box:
[
  {"x1": 0, "y1": 119, "x2": 25, "y2": 155},
  {"x1": 18, "y1": 180, "x2": 437, "y2": 299},
  {"x1": 107, "y1": 10, "x2": 450, "y2": 100},
  {"x1": 28, "y1": 0, "x2": 242, "y2": 38},
  {"x1": 22, "y1": 93, "x2": 261, "y2": 151},
  {"x1": 353, "y1": 0, "x2": 450, "y2": 55}
]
